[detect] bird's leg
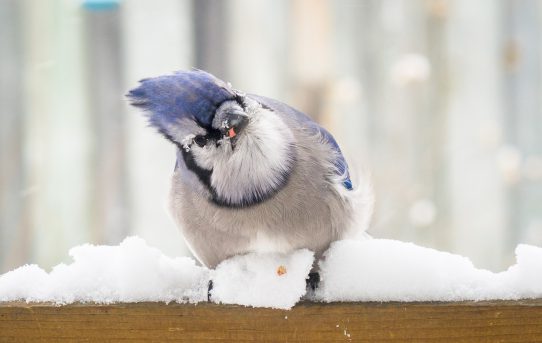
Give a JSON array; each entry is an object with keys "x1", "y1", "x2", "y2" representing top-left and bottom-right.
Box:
[
  {"x1": 306, "y1": 272, "x2": 320, "y2": 291},
  {"x1": 207, "y1": 279, "x2": 213, "y2": 302}
]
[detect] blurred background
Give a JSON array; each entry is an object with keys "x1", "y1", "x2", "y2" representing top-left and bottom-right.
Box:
[{"x1": 1, "y1": 0, "x2": 541, "y2": 273}]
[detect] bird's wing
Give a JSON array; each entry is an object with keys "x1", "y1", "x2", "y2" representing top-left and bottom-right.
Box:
[{"x1": 248, "y1": 94, "x2": 353, "y2": 190}]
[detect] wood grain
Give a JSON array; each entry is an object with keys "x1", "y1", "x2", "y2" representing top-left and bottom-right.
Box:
[{"x1": 1, "y1": 300, "x2": 542, "y2": 342}]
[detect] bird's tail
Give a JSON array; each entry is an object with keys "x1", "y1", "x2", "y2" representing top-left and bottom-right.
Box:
[{"x1": 336, "y1": 163, "x2": 375, "y2": 241}]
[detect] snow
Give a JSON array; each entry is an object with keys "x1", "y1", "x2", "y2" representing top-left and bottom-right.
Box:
[
  {"x1": 315, "y1": 239, "x2": 542, "y2": 302},
  {"x1": 211, "y1": 249, "x2": 314, "y2": 309},
  {"x1": 0, "y1": 237, "x2": 209, "y2": 304},
  {"x1": 1, "y1": 236, "x2": 542, "y2": 309}
]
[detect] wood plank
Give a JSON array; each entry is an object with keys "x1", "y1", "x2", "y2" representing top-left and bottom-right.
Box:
[{"x1": 1, "y1": 300, "x2": 542, "y2": 342}]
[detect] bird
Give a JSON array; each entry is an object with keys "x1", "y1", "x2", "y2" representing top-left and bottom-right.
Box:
[{"x1": 127, "y1": 70, "x2": 373, "y2": 286}]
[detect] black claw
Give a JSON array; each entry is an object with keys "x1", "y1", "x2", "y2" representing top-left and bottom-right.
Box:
[
  {"x1": 207, "y1": 279, "x2": 213, "y2": 302},
  {"x1": 306, "y1": 272, "x2": 320, "y2": 291}
]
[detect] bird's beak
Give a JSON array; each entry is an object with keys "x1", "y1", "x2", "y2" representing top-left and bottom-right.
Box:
[{"x1": 221, "y1": 112, "x2": 249, "y2": 138}]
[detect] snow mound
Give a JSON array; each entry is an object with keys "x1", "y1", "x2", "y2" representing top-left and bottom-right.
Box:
[
  {"x1": 211, "y1": 249, "x2": 314, "y2": 309},
  {"x1": 0, "y1": 237, "x2": 209, "y2": 304},
  {"x1": 1, "y1": 236, "x2": 542, "y2": 308},
  {"x1": 315, "y1": 239, "x2": 542, "y2": 302}
]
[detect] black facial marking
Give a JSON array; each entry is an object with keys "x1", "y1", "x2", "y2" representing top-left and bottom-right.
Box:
[
  {"x1": 206, "y1": 127, "x2": 222, "y2": 141},
  {"x1": 181, "y1": 148, "x2": 213, "y2": 190},
  {"x1": 158, "y1": 124, "x2": 219, "y2": 195},
  {"x1": 234, "y1": 94, "x2": 246, "y2": 109},
  {"x1": 194, "y1": 135, "x2": 207, "y2": 147}
]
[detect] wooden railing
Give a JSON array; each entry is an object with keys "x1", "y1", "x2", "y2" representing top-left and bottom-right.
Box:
[{"x1": 1, "y1": 300, "x2": 542, "y2": 342}]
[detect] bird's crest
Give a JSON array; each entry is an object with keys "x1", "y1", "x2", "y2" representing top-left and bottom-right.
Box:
[{"x1": 126, "y1": 70, "x2": 236, "y2": 133}]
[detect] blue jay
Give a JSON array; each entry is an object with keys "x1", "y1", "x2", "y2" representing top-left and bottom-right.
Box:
[{"x1": 128, "y1": 71, "x2": 373, "y2": 283}]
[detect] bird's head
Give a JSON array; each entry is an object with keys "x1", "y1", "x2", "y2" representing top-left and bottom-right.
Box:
[{"x1": 127, "y1": 70, "x2": 296, "y2": 207}]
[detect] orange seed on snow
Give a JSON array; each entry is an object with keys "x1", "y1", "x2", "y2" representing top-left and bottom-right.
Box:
[{"x1": 277, "y1": 265, "x2": 287, "y2": 276}]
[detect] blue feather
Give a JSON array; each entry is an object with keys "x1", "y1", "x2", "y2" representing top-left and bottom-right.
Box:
[
  {"x1": 128, "y1": 70, "x2": 353, "y2": 190},
  {"x1": 248, "y1": 95, "x2": 353, "y2": 190},
  {"x1": 127, "y1": 70, "x2": 236, "y2": 132}
]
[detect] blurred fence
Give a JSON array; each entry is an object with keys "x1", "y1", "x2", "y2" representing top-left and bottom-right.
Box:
[{"x1": 0, "y1": 0, "x2": 541, "y2": 273}]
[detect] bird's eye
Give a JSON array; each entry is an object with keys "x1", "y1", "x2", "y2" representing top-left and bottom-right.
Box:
[{"x1": 194, "y1": 135, "x2": 208, "y2": 147}]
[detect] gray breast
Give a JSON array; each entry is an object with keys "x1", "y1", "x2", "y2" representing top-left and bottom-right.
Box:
[{"x1": 168, "y1": 128, "x2": 354, "y2": 268}]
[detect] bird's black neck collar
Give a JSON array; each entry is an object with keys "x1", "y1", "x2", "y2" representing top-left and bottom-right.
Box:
[{"x1": 178, "y1": 147, "x2": 294, "y2": 209}]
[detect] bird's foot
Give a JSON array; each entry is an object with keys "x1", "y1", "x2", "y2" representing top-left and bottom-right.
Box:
[
  {"x1": 207, "y1": 279, "x2": 213, "y2": 302},
  {"x1": 306, "y1": 272, "x2": 320, "y2": 291}
]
